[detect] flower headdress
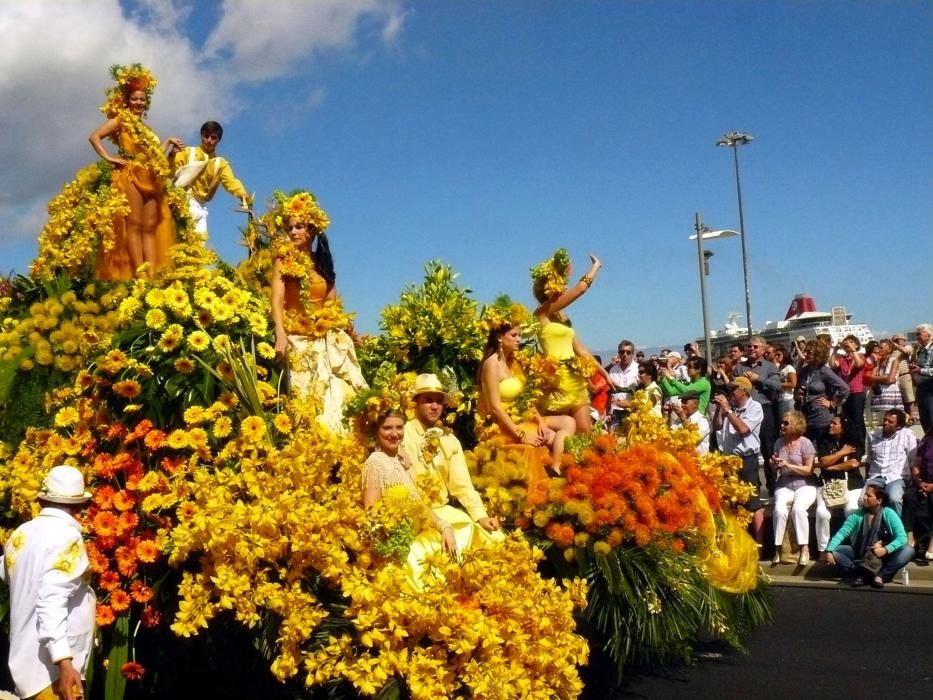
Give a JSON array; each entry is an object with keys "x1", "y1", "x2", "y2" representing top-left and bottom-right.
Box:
[
  {"x1": 101, "y1": 63, "x2": 157, "y2": 118},
  {"x1": 530, "y1": 248, "x2": 570, "y2": 297},
  {"x1": 479, "y1": 298, "x2": 531, "y2": 338},
  {"x1": 345, "y1": 367, "x2": 417, "y2": 436},
  {"x1": 272, "y1": 190, "x2": 331, "y2": 235}
]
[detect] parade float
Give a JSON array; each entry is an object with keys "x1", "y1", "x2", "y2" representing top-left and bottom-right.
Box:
[{"x1": 0, "y1": 65, "x2": 770, "y2": 699}]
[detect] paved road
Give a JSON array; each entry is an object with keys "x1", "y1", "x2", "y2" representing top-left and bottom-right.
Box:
[{"x1": 603, "y1": 587, "x2": 933, "y2": 700}]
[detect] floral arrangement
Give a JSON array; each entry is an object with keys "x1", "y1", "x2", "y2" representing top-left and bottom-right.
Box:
[
  {"x1": 530, "y1": 247, "x2": 571, "y2": 297},
  {"x1": 272, "y1": 189, "x2": 331, "y2": 233},
  {"x1": 364, "y1": 483, "x2": 430, "y2": 560}
]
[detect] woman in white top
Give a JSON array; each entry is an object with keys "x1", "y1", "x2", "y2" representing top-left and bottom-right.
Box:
[{"x1": 772, "y1": 344, "x2": 797, "y2": 419}]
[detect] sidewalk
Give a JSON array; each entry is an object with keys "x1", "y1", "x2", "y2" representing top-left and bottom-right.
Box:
[{"x1": 763, "y1": 558, "x2": 933, "y2": 595}]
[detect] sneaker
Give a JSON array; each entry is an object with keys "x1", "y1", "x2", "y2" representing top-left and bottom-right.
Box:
[{"x1": 925, "y1": 550, "x2": 933, "y2": 561}]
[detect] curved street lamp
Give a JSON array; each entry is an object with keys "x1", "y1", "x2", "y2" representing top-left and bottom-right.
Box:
[
  {"x1": 717, "y1": 130, "x2": 754, "y2": 340},
  {"x1": 689, "y1": 214, "x2": 739, "y2": 360}
]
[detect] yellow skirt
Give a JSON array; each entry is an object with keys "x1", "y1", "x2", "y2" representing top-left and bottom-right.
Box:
[{"x1": 544, "y1": 365, "x2": 590, "y2": 412}]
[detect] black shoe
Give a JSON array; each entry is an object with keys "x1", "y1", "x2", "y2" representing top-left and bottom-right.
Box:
[
  {"x1": 851, "y1": 577, "x2": 869, "y2": 587},
  {"x1": 544, "y1": 465, "x2": 562, "y2": 479},
  {"x1": 870, "y1": 576, "x2": 884, "y2": 589}
]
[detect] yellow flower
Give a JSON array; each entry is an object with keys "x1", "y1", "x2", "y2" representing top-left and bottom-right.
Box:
[
  {"x1": 54, "y1": 407, "x2": 79, "y2": 427},
  {"x1": 212, "y1": 334, "x2": 231, "y2": 353},
  {"x1": 166, "y1": 430, "x2": 190, "y2": 450},
  {"x1": 273, "y1": 414, "x2": 292, "y2": 434},
  {"x1": 145, "y1": 289, "x2": 166, "y2": 308},
  {"x1": 212, "y1": 416, "x2": 233, "y2": 439},
  {"x1": 174, "y1": 357, "x2": 196, "y2": 374},
  {"x1": 145, "y1": 308, "x2": 167, "y2": 329},
  {"x1": 187, "y1": 331, "x2": 211, "y2": 353},
  {"x1": 113, "y1": 379, "x2": 142, "y2": 399},
  {"x1": 257, "y1": 342, "x2": 275, "y2": 360},
  {"x1": 240, "y1": 416, "x2": 266, "y2": 443}
]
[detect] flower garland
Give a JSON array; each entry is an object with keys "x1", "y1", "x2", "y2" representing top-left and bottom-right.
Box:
[
  {"x1": 113, "y1": 109, "x2": 172, "y2": 182},
  {"x1": 530, "y1": 248, "x2": 570, "y2": 297}
]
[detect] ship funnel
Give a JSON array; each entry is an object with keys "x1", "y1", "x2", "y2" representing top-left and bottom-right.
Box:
[{"x1": 785, "y1": 294, "x2": 816, "y2": 320}]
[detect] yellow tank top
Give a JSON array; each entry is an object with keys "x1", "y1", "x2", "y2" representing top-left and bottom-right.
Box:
[
  {"x1": 539, "y1": 321, "x2": 576, "y2": 361},
  {"x1": 498, "y1": 376, "x2": 523, "y2": 403}
]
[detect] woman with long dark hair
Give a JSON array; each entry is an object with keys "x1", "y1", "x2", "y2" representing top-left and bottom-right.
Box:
[
  {"x1": 814, "y1": 413, "x2": 865, "y2": 556},
  {"x1": 270, "y1": 191, "x2": 366, "y2": 431},
  {"x1": 477, "y1": 306, "x2": 575, "y2": 476}
]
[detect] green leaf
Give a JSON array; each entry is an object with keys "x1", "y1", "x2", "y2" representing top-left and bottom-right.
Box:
[{"x1": 104, "y1": 614, "x2": 130, "y2": 700}]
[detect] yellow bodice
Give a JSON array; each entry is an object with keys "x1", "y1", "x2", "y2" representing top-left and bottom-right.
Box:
[
  {"x1": 498, "y1": 376, "x2": 523, "y2": 403},
  {"x1": 539, "y1": 321, "x2": 576, "y2": 361}
]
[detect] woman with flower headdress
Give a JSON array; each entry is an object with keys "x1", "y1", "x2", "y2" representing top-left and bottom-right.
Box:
[
  {"x1": 477, "y1": 303, "x2": 576, "y2": 477},
  {"x1": 88, "y1": 64, "x2": 186, "y2": 280},
  {"x1": 531, "y1": 249, "x2": 609, "y2": 433},
  {"x1": 270, "y1": 190, "x2": 367, "y2": 431}
]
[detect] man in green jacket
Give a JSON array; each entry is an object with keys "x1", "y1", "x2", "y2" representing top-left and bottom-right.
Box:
[
  {"x1": 822, "y1": 480, "x2": 914, "y2": 588},
  {"x1": 659, "y1": 356, "x2": 711, "y2": 413}
]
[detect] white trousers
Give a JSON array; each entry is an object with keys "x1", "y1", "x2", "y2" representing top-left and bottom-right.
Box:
[
  {"x1": 188, "y1": 195, "x2": 209, "y2": 234},
  {"x1": 773, "y1": 485, "x2": 818, "y2": 547},
  {"x1": 815, "y1": 488, "x2": 863, "y2": 550}
]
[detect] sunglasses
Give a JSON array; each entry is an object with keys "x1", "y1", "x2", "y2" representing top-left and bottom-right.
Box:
[{"x1": 619, "y1": 349, "x2": 634, "y2": 355}]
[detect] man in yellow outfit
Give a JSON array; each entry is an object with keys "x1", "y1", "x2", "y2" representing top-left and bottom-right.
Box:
[
  {"x1": 403, "y1": 373, "x2": 501, "y2": 534},
  {"x1": 172, "y1": 121, "x2": 251, "y2": 235}
]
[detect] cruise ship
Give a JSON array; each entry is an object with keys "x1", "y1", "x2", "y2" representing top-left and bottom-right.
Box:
[{"x1": 699, "y1": 294, "x2": 874, "y2": 357}]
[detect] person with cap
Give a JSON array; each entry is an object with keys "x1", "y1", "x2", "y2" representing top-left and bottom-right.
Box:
[
  {"x1": 733, "y1": 335, "x2": 782, "y2": 495},
  {"x1": 822, "y1": 478, "x2": 913, "y2": 588},
  {"x1": 667, "y1": 390, "x2": 710, "y2": 455},
  {"x1": 0, "y1": 465, "x2": 95, "y2": 700},
  {"x1": 712, "y1": 375, "x2": 765, "y2": 543},
  {"x1": 402, "y1": 374, "x2": 503, "y2": 547}
]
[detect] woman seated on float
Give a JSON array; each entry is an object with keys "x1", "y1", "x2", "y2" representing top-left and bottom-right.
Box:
[
  {"x1": 362, "y1": 410, "x2": 499, "y2": 586},
  {"x1": 477, "y1": 304, "x2": 575, "y2": 477},
  {"x1": 269, "y1": 191, "x2": 367, "y2": 431},
  {"x1": 531, "y1": 249, "x2": 610, "y2": 434},
  {"x1": 88, "y1": 64, "x2": 184, "y2": 280}
]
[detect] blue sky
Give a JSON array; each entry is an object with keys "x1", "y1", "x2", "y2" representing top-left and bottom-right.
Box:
[{"x1": 1, "y1": 1, "x2": 930, "y2": 352}]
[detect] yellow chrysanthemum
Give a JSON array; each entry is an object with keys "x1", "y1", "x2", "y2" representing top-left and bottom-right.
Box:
[
  {"x1": 187, "y1": 331, "x2": 211, "y2": 353},
  {"x1": 239, "y1": 416, "x2": 266, "y2": 443}
]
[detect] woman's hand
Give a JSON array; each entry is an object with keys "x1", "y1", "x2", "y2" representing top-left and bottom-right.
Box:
[
  {"x1": 588, "y1": 253, "x2": 602, "y2": 271},
  {"x1": 274, "y1": 331, "x2": 290, "y2": 356},
  {"x1": 521, "y1": 431, "x2": 543, "y2": 447},
  {"x1": 165, "y1": 136, "x2": 186, "y2": 151},
  {"x1": 822, "y1": 551, "x2": 836, "y2": 565},
  {"x1": 107, "y1": 156, "x2": 128, "y2": 168},
  {"x1": 815, "y1": 396, "x2": 832, "y2": 409},
  {"x1": 537, "y1": 424, "x2": 556, "y2": 445},
  {"x1": 442, "y1": 527, "x2": 458, "y2": 559}
]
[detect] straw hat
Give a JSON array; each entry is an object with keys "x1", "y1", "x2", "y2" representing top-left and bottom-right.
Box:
[
  {"x1": 38, "y1": 465, "x2": 92, "y2": 504},
  {"x1": 411, "y1": 373, "x2": 447, "y2": 398}
]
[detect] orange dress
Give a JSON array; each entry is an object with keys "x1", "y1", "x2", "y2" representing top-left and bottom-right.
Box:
[{"x1": 95, "y1": 122, "x2": 176, "y2": 280}]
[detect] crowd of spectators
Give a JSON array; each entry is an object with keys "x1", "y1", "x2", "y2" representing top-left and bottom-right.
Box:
[{"x1": 597, "y1": 323, "x2": 933, "y2": 587}]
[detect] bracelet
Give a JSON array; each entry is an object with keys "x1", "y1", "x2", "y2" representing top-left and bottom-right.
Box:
[
  {"x1": 516, "y1": 429, "x2": 526, "y2": 441},
  {"x1": 580, "y1": 274, "x2": 594, "y2": 287}
]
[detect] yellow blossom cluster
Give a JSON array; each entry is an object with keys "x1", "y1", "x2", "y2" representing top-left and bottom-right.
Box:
[{"x1": 0, "y1": 284, "x2": 124, "y2": 373}]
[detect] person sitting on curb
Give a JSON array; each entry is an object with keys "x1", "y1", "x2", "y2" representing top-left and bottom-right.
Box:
[{"x1": 822, "y1": 479, "x2": 914, "y2": 589}]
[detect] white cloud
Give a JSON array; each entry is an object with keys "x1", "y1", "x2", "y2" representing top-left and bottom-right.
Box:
[{"x1": 0, "y1": 0, "x2": 404, "y2": 242}]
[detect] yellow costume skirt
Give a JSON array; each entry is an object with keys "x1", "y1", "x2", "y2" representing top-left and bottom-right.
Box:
[
  {"x1": 544, "y1": 364, "x2": 590, "y2": 412},
  {"x1": 287, "y1": 329, "x2": 368, "y2": 433},
  {"x1": 402, "y1": 505, "x2": 504, "y2": 591}
]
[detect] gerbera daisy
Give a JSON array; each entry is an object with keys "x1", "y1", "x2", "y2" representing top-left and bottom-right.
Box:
[
  {"x1": 144, "y1": 308, "x2": 167, "y2": 329},
  {"x1": 130, "y1": 580, "x2": 154, "y2": 603},
  {"x1": 186, "y1": 330, "x2": 211, "y2": 353},
  {"x1": 110, "y1": 589, "x2": 131, "y2": 613},
  {"x1": 239, "y1": 416, "x2": 266, "y2": 443},
  {"x1": 96, "y1": 604, "x2": 116, "y2": 627},
  {"x1": 113, "y1": 380, "x2": 142, "y2": 399},
  {"x1": 174, "y1": 357, "x2": 196, "y2": 374},
  {"x1": 98, "y1": 570, "x2": 121, "y2": 591},
  {"x1": 166, "y1": 429, "x2": 190, "y2": 450},
  {"x1": 121, "y1": 661, "x2": 146, "y2": 681},
  {"x1": 136, "y1": 540, "x2": 160, "y2": 564},
  {"x1": 273, "y1": 413, "x2": 292, "y2": 434},
  {"x1": 91, "y1": 511, "x2": 119, "y2": 538}
]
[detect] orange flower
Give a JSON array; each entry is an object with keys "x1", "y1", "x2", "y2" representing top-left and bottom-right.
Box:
[
  {"x1": 140, "y1": 605, "x2": 161, "y2": 628},
  {"x1": 113, "y1": 490, "x2": 136, "y2": 512},
  {"x1": 92, "y1": 454, "x2": 118, "y2": 479},
  {"x1": 136, "y1": 540, "x2": 160, "y2": 564},
  {"x1": 130, "y1": 580, "x2": 154, "y2": 603},
  {"x1": 121, "y1": 662, "x2": 145, "y2": 681},
  {"x1": 87, "y1": 543, "x2": 109, "y2": 573},
  {"x1": 117, "y1": 511, "x2": 139, "y2": 536},
  {"x1": 91, "y1": 511, "x2": 119, "y2": 538},
  {"x1": 110, "y1": 589, "x2": 131, "y2": 613},
  {"x1": 98, "y1": 571, "x2": 121, "y2": 591},
  {"x1": 160, "y1": 456, "x2": 184, "y2": 474},
  {"x1": 115, "y1": 546, "x2": 138, "y2": 577},
  {"x1": 93, "y1": 486, "x2": 116, "y2": 510},
  {"x1": 96, "y1": 605, "x2": 115, "y2": 627},
  {"x1": 113, "y1": 380, "x2": 142, "y2": 399},
  {"x1": 124, "y1": 419, "x2": 153, "y2": 444},
  {"x1": 144, "y1": 429, "x2": 167, "y2": 450}
]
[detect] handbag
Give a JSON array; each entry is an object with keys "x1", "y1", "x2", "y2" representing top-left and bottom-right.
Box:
[
  {"x1": 174, "y1": 147, "x2": 209, "y2": 189},
  {"x1": 821, "y1": 478, "x2": 848, "y2": 509}
]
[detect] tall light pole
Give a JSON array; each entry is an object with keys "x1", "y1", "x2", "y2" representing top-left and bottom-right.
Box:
[
  {"x1": 717, "y1": 130, "x2": 754, "y2": 340},
  {"x1": 689, "y1": 214, "x2": 738, "y2": 361}
]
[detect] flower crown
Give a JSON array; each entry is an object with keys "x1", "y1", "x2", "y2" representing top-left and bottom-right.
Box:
[
  {"x1": 530, "y1": 248, "x2": 570, "y2": 297},
  {"x1": 479, "y1": 299, "x2": 530, "y2": 337},
  {"x1": 346, "y1": 368, "x2": 417, "y2": 435},
  {"x1": 272, "y1": 190, "x2": 331, "y2": 235},
  {"x1": 101, "y1": 63, "x2": 157, "y2": 118}
]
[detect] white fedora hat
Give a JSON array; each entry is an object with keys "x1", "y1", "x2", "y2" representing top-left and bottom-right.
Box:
[
  {"x1": 38, "y1": 465, "x2": 92, "y2": 504},
  {"x1": 411, "y1": 373, "x2": 448, "y2": 398}
]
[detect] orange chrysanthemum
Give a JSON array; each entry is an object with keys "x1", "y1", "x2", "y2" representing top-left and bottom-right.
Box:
[
  {"x1": 96, "y1": 605, "x2": 116, "y2": 627},
  {"x1": 91, "y1": 511, "x2": 120, "y2": 538},
  {"x1": 98, "y1": 570, "x2": 121, "y2": 592},
  {"x1": 136, "y1": 539, "x2": 160, "y2": 564},
  {"x1": 130, "y1": 580, "x2": 154, "y2": 603},
  {"x1": 93, "y1": 485, "x2": 116, "y2": 510},
  {"x1": 110, "y1": 589, "x2": 131, "y2": 613},
  {"x1": 144, "y1": 429, "x2": 167, "y2": 450},
  {"x1": 113, "y1": 490, "x2": 137, "y2": 512}
]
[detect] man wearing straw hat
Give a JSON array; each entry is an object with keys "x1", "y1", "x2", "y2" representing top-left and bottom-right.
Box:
[{"x1": 1, "y1": 466, "x2": 95, "y2": 700}]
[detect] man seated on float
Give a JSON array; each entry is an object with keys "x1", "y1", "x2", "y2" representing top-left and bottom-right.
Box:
[
  {"x1": 403, "y1": 374, "x2": 502, "y2": 547},
  {"x1": 172, "y1": 121, "x2": 251, "y2": 235}
]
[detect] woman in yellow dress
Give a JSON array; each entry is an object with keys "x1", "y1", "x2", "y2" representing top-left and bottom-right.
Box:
[
  {"x1": 532, "y1": 249, "x2": 610, "y2": 434},
  {"x1": 477, "y1": 306, "x2": 576, "y2": 477},
  {"x1": 270, "y1": 191, "x2": 367, "y2": 432},
  {"x1": 362, "y1": 410, "x2": 497, "y2": 587},
  {"x1": 88, "y1": 64, "x2": 184, "y2": 280}
]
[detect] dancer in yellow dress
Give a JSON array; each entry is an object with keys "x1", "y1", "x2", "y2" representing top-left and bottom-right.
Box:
[
  {"x1": 532, "y1": 248, "x2": 610, "y2": 433},
  {"x1": 270, "y1": 191, "x2": 367, "y2": 431},
  {"x1": 477, "y1": 304, "x2": 575, "y2": 477},
  {"x1": 88, "y1": 64, "x2": 184, "y2": 280}
]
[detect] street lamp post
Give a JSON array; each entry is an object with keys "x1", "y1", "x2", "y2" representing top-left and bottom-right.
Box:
[
  {"x1": 717, "y1": 130, "x2": 754, "y2": 340},
  {"x1": 689, "y1": 215, "x2": 738, "y2": 361}
]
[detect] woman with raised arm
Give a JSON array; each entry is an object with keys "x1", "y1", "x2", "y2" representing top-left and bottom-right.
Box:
[
  {"x1": 269, "y1": 191, "x2": 367, "y2": 431},
  {"x1": 477, "y1": 303, "x2": 576, "y2": 477},
  {"x1": 531, "y1": 249, "x2": 609, "y2": 433},
  {"x1": 88, "y1": 64, "x2": 185, "y2": 279}
]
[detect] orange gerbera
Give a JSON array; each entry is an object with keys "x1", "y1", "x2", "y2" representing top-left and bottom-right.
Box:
[
  {"x1": 121, "y1": 662, "x2": 146, "y2": 681},
  {"x1": 87, "y1": 543, "x2": 110, "y2": 573},
  {"x1": 98, "y1": 570, "x2": 121, "y2": 592},
  {"x1": 130, "y1": 580, "x2": 154, "y2": 603},
  {"x1": 113, "y1": 490, "x2": 137, "y2": 512},
  {"x1": 124, "y1": 419, "x2": 153, "y2": 444},
  {"x1": 136, "y1": 540, "x2": 160, "y2": 564},
  {"x1": 96, "y1": 605, "x2": 116, "y2": 627},
  {"x1": 92, "y1": 454, "x2": 118, "y2": 479},
  {"x1": 93, "y1": 485, "x2": 116, "y2": 510},
  {"x1": 113, "y1": 380, "x2": 142, "y2": 399},
  {"x1": 160, "y1": 456, "x2": 184, "y2": 474},
  {"x1": 144, "y1": 429, "x2": 167, "y2": 450},
  {"x1": 110, "y1": 589, "x2": 131, "y2": 613},
  {"x1": 91, "y1": 511, "x2": 120, "y2": 538},
  {"x1": 117, "y1": 511, "x2": 139, "y2": 535},
  {"x1": 140, "y1": 605, "x2": 161, "y2": 628}
]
